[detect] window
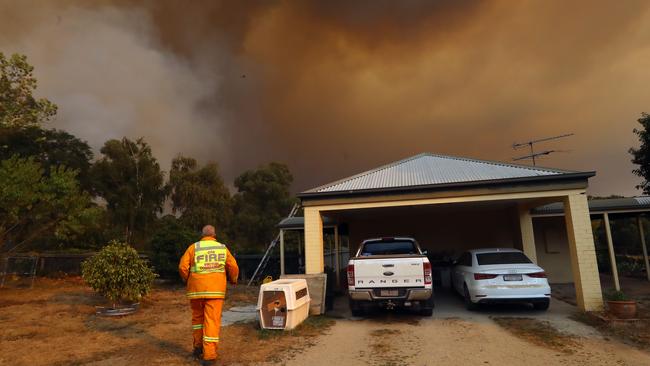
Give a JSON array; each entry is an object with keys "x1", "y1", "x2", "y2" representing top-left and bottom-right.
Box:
[
  {"x1": 361, "y1": 240, "x2": 417, "y2": 255},
  {"x1": 476, "y1": 252, "x2": 532, "y2": 265}
]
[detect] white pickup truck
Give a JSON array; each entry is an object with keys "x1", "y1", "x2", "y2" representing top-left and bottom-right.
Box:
[{"x1": 347, "y1": 237, "x2": 434, "y2": 316}]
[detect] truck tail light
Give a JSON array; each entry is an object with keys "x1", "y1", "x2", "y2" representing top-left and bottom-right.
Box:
[
  {"x1": 474, "y1": 273, "x2": 498, "y2": 280},
  {"x1": 347, "y1": 264, "x2": 355, "y2": 286},
  {"x1": 423, "y1": 261, "x2": 432, "y2": 285},
  {"x1": 527, "y1": 272, "x2": 547, "y2": 278}
]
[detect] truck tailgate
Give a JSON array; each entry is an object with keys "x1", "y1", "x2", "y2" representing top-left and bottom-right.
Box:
[{"x1": 354, "y1": 257, "x2": 424, "y2": 288}]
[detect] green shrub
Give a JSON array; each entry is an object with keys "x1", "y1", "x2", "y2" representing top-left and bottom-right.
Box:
[
  {"x1": 149, "y1": 216, "x2": 197, "y2": 278},
  {"x1": 604, "y1": 290, "x2": 631, "y2": 302},
  {"x1": 617, "y1": 256, "x2": 644, "y2": 275},
  {"x1": 82, "y1": 241, "x2": 157, "y2": 305}
]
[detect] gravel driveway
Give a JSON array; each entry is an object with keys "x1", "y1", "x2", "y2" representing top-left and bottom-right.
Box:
[{"x1": 284, "y1": 291, "x2": 650, "y2": 366}]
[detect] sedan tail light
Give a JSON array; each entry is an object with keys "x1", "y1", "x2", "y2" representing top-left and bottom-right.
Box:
[
  {"x1": 423, "y1": 261, "x2": 432, "y2": 285},
  {"x1": 474, "y1": 273, "x2": 498, "y2": 280},
  {"x1": 347, "y1": 264, "x2": 355, "y2": 286},
  {"x1": 527, "y1": 272, "x2": 547, "y2": 278}
]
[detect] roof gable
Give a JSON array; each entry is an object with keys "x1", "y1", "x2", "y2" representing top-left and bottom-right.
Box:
[{"x1": 302, "y1": 153, "x2": 591, "y2": 196}]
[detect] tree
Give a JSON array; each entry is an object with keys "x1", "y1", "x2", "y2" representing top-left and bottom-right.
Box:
[
  {"x1": 0, "y1": 156, "x2": 97, "y2": 252},
  {"x1": 90, "y1": 137, "x2": 167, "y2": 246},
  {"x1": 53, "y1": 203, "x2": 108, "y2": 251},
  {"x1": 0, "y1": 52, "x2": 102, "y2": 251},
  {"x1": 630, "y1": 112, "x2": 650, "y2": 194},
  {"x1": 168, "y1": 156, "x2": 232, "y2": 233},
  {"x1": 231, "y1": 162, "x2": 297, "y2": 252},
  {"x1": 82, "y1": 241, "x2": 157, "y2": 307},
  {"x1": 0, "y1": 52, "x2": 57, "y2": 129},
  {"x1": 0, "y1": 126, "x2": 93, "y2": 190}
]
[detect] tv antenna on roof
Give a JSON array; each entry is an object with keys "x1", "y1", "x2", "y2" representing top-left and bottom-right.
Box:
[{"x1": 512, "y1": 133, "x2": 574, "y2": 166}]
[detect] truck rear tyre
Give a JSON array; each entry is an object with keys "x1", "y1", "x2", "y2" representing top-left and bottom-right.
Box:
[
  {"x1": 349, "y1": 299, "x2": 364, "y2": 317},
  {"x1": 419, "y1": 296, "x2": 435, "y2": 316}
]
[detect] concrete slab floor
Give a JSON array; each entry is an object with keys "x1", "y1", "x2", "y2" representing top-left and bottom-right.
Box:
[
  {"x1": 327, "y1": 288, "x2": 601, "y2": 338},
  {"x1": 222, "y1": 304, "x2": 258, "y2": 326}
]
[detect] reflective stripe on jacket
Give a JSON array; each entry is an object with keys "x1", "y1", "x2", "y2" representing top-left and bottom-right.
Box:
[{"x1": 179, "y1": 236, "x2": 239, "y2": 299}]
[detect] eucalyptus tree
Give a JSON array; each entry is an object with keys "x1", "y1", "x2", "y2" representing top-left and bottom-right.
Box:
[
  {"x1": 168, "y1": 155, "x2": 232, "y2": 234},
  {"x1": 90, "y1": 137, "x2": 167, "y2": 245}
]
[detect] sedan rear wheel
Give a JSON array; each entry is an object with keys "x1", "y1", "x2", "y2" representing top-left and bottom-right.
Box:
[
  {"x1": 464, "y1": 284, "x2": 478, "y2": 311},
  {"x1": 533, "y1": 299, "x2": 550, "y2": 311}
]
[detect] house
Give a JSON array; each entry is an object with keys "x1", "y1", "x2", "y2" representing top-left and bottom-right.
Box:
[{"x1": 293, "y1": 153, "x2": 604, "y2": 311}]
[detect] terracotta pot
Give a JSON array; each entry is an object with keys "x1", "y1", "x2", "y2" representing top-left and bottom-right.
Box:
[{"x1": 607, "y1": 300, "x2": 637, "y2": 319}]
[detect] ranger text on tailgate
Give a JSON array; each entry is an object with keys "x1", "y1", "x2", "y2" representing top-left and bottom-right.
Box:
[{"x1": 347, "y1": 237, "x2": 434, "y2": 316}]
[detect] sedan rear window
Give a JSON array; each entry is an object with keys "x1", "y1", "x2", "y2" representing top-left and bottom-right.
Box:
[
  {"x1": 361, "y1": 241, "x2": 417, "y2": 256},
  {"x1": 476, "y1": 252, "x2": 532, "y2": 265}
]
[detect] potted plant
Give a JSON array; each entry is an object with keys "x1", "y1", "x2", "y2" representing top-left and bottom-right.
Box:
[
  {"x1": 82, "y1": 241, "x2": 157, "y2": 315},
  {"x1": 605, "y1": 290, "x2": 637, "y2": 319}
]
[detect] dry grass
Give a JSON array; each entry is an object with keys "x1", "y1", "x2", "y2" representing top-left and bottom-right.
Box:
[
  {"x1": 218, "y1": 315, "x2": 334, "y2": 364},
  {"x1": 571, "y1": 311, "x2": 650, "y2": 350},
  {"x1": 226, "y1": 315, "x2": 335, "y2": 364},
  {"x1": 0, "y1": 277, "x2": 334, "y2": 365},
  {"x1": 492, "y1": 317, "x2": 581, "y2": 354},
  {"x1": 555, "y1": 275, "x2": 650, "y2": 350}
]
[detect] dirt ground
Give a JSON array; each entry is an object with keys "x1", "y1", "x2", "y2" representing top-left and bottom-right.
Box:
[
  {"x1": 284, "y1": 286, "x2": 650, "y2": 366},
  {"x1": 286, "y1": 313, "x2": 650, "y2": 366},
  {"x1": 3, "y1": 277, "x2": 650, "y2": 365},
  {"x1": 554, "y1": 274, "x2": 650, "y2": 347},
  {"x1": 0, "y1": 277, "x2": 330, "y2": 366}
]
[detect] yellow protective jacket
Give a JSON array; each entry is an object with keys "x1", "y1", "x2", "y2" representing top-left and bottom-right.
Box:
[{"x1": 178, "y1": 236, "x2": 239, "y2": 299}]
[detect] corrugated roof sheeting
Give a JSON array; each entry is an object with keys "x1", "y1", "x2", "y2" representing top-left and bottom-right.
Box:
[
  {"x1": 307, "y1": 153, "x2": 573, "y2": 193},
  {"x1": 532, "y1": 196, "x2": 650, "y2": 215},
  {"x1": 635, "y1": 196, "x2": 650, "y2": 205}
]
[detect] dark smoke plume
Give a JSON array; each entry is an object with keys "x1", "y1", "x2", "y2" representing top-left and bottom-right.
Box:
[{"x1": 2, "y1": 0, "x2": 649, "y2": 195}]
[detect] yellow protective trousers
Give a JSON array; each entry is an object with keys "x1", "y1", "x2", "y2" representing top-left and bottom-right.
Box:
[{"x1": 190, "y1": 298, "x2": 224, "y2": 361}]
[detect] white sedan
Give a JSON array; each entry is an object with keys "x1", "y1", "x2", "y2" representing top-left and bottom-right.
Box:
[{"x1": 451, "y1": 248, "x2": 551, "y2": 311}]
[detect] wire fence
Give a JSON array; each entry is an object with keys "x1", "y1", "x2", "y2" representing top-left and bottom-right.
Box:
[{"x1": 0, "y1": 249, "x2": 350, "y2": 287}]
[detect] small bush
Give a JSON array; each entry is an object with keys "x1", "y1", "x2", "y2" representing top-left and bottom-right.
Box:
[
  {"x1": 82, "y1": 241, "x2": 157, "y2": 305},
  {"x1": 605, "y1": 290, "x2": 631, "y2": 302}
]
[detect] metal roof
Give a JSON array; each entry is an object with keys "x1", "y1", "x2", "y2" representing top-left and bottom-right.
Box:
[
  {"x1": 300, "y1": 153, "x2": 593, "y2": 198},
  {"x1": 277, "y1": 216, "x2": 337, "y2": 230},
  {"x1": 532, "y1": 196, "x2": 650, "y2": 216}
]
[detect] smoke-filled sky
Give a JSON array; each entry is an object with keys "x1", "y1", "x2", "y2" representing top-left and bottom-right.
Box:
[{"x1": 1, "y1": 0, "x2": 649, "y2": 196}]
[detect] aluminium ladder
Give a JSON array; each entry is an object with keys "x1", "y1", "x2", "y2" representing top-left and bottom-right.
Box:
[{"x1": 247, "y1": 203, "x2": 300, "y2": 286}]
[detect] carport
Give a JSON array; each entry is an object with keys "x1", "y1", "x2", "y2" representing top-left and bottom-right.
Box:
[{"x1": 298, "y1": 153, "x2": 604, "y2": 311}]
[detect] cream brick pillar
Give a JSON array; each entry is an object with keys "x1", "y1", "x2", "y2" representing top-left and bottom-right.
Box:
[
  {"x1": 518, "y1": 204, "x2": 538, "y2": 264},
  {"x1": 563, "y1": 193, "x2": 603, "y2": 311},
  {"x1": 304, "y1": 207, "x2": 324, "y2": 274}
]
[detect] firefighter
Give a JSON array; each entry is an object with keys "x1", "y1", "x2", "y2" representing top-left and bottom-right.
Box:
[{"x1": 179, "y1": 225, "x2": 239, "y2": 365}]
